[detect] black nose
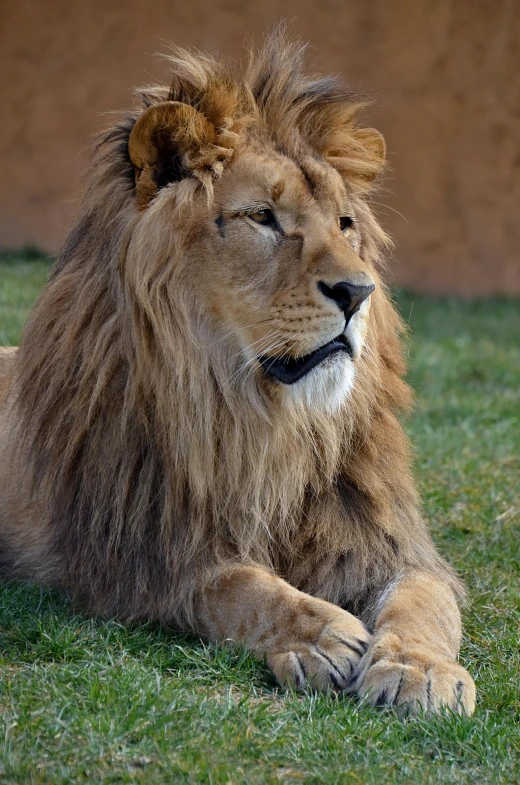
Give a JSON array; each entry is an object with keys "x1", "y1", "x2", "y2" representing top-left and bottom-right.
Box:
[{"x1": 318, "y1": 281, "x2": 375, "y2": 322}]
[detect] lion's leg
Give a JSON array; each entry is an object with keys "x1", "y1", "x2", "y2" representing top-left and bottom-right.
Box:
[
  {"x1": 352, "y1": 570, "x2": 476, "y2": 714},
  {"x1": 197, "y1": 565, "x2": 371, "y2": 693}
]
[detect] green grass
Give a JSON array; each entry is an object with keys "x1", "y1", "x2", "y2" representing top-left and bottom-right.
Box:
[
  {"x1": 1, "y1": 252, "x2": 519, "y2": 784},
  {"x1": 0, "y1": 252, "x2": 51, "y2": 346}
]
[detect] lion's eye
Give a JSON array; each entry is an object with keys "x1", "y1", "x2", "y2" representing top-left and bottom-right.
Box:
[
  {"x1": 249, "y1": 209, "x2": 276, "y2": 227},
  {"x1": 339, "y1": 216, "x2": 354, "y2": 232}
]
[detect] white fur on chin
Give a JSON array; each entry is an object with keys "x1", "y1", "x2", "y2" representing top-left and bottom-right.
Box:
[{"x1": 283, "y1": 354, "x2": 355, "y2": 414}]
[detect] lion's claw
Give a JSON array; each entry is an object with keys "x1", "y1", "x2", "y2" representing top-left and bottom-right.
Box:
[
  {"x1": 268, "y1": 617, "x2": 372, "y2": 693},
  {"x1": 352, "y1": 633, "x2": 476, "y2": 715}
]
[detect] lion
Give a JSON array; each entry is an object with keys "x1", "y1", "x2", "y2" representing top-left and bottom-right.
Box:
[{"x1": 0, "y1": 31, "x2": 475, "y2": 714}]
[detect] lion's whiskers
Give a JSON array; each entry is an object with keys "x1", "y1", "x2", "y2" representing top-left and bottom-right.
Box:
[
  {"x1": 229, "y1": 332, "x2": 288, "y2": 386},
  {"x1": 208, "y1": 317, "x2": 278, "y2": 348},
  {"x1": 369, "y1": 200, "x2": 409, "y2": 224},
  {"x1": 229, "y1": 328, "x2": 282, "y2": 361}
]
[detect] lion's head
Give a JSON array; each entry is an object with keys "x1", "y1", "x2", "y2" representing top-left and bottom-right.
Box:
[
  {"x1": 13, "y1": 31, "x2": 412, "y2": 622},
  {"x1": 120, "y1": 32, "x2": 391, "y2": 417}
]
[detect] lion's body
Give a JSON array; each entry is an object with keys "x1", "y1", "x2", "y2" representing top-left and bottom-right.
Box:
[{"x1": 0, "y1": 32, "x2": 475, "y2": 713}]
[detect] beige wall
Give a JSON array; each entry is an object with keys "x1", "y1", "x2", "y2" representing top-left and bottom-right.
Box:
[{"x1": 1, "y1": 0, "x2": 519, "y2": 296}]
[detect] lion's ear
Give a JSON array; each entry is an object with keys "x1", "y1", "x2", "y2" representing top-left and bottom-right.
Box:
[
  {"x1": 325, "y1": 127, "x2": 386, "y2": 191},
  {"x1": 128, "y1": 101, "x2": 235, "y2": 205}
]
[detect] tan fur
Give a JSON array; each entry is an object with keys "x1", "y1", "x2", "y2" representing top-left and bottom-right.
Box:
[{"x1": 0, "y1": 31, "x2": 475, "y2": 714}]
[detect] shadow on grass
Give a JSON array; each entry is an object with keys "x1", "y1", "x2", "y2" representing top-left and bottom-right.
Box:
[
  {"x1": 0, "y1": 246, "x2": 52, "y2": 263},
  {"x1": 0, "y1": 578, "x2": 278, "y2": 692}
]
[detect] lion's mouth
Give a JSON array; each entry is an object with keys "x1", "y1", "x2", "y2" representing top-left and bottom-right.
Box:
[{"x1": 257, "y1": 333, "x2": 353, "y2": 385}]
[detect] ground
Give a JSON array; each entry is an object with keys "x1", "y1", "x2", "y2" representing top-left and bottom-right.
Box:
[{"x1": 0, "y1": 251, "x2": 519, "y2": 784}]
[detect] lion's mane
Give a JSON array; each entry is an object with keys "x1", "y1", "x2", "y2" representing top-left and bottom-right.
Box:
[{"x1": 9, "y1": 33, "x2": 459, "y2": 628}]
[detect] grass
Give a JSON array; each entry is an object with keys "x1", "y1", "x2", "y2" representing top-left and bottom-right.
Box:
[
  {"x1": 1, "y1": 251, "x2": 519, "y2": 784},
  {"x1": 0, "y1": 253, "x2": 50, "y2": 346}
]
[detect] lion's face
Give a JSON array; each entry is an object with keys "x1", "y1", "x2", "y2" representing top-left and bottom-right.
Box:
[
  {"x1": 127, "y1": 86, "x2": 386, "y2": 414},
  {"x1": 191, "y1": 145, "x2": 375, "y2": 410}
]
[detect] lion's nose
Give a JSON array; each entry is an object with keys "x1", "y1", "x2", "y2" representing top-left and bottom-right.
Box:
[{"x1": 318, "y1": 281, "x2": 375, "y2": 323}]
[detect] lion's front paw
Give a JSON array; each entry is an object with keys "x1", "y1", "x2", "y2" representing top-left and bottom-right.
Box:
[
  {"x1": 267, "y1": 615, "x2": 372, "y2": 693},
  {"x1": 352, "y1": 633, "x2": 476, "y2": 715}
]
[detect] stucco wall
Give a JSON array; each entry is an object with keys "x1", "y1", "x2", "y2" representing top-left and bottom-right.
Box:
[{"x1": 1, "y1": 0, "x2": 519, "y2": 295}]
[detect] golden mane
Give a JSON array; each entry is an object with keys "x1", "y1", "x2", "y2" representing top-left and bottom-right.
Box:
[{"x1": 9, "y1": 31, "x2": 460, "y2": 633}]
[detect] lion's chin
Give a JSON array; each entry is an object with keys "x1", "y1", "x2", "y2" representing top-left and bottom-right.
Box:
[
  {"x1": 281, "y1": 353, "x2": 355, "y2": 414},
  {"x1": 258, "y1": 334, "x2": 352, "y2": 385}
]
